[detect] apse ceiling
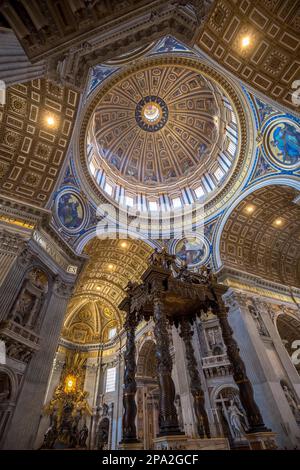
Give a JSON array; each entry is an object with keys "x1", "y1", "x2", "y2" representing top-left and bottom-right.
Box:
[
  {"x1": 220, "y1": 185, "x2": 300, "y2": 288},
  {"x1": 62, "y1": 238, "x2": 153, "y2": 345}
]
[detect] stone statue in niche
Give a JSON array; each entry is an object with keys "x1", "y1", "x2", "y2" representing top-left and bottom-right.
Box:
[
  {"x1": 78, "y1": 423, "x2": 88, "y2": 447},
  {"x1": 97, "y1": 417, "x2": 109, "y2": 450},
  {"x1": 281, "y1": 381, "x2": 300, "y2": 422},
  {"x1": 226, "y1": 399, "x2": 247, "y2": 439},
  {"x1": 220, "y1": 392, "x2": 248, "y2": 442},
  {"x1": 174, "y1": 394, "x2": 184, "y2": 431},
  {"x1": 13, "y1": 291, "x2": 35, "y2": 325},
  {"x1": 96, "y1": 402, "x2": 110, "y2": 450},
  {"x1": 9, "y1": 268, "x2": 48, "y2": 329},
  {"x1": 248, "y1": 304, "x2": 269, "y2": 337}
]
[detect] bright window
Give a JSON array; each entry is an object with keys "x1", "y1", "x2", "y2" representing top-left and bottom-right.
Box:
[
  {"x1": 108, "y1": 327, "x2": 117, "y2": 340},
  {"x1": 227, "y1": 141, "x2": 236, "y2": 156},
  {"x1": 172, "y1": 197, "x2": 182, "y2": 208},
  {"x1": 125, "y1": 196, "x2": 134, "y2": 207},
  {"x1": 149, "y1": 200, "x2": 158, "y2": 211},
  {"x1": 194, "y1": 186, "x2": 204, "y2": 199},
  {"x1": 89, "y1": 161, "x2": 96, "y2": 176},
  {"x1": 104, "y1": 182, "x2": 113, "y2": 196},
  {"x1": 105, "y1": 367, "x2": 116, "y2": 393},
  {"x1": 214, "y1": 167, "x2": 225, "y2": 182}
]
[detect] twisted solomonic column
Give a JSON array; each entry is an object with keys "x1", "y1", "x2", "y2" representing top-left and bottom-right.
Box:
[
  {"x1": 121, "y1": 308, "x2": 139, "y2": 443},
  {"x1": 179, "y1": 316, "x2": 210, "y2": 438},
  {"x1": 153, "y1": 295, "x2": 182, "y2": 436}
]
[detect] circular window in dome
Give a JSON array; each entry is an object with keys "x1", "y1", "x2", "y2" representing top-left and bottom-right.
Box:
[
  {"x1": 135, "y1": 95, "x2": 168, "y2": 132},
  {"x1": 143, "y1": 103, "x2": 160, "y2": 121}
]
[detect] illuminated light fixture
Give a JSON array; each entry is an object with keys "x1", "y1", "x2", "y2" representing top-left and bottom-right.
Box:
[
  {"x1": 244, "y1": 204, "x2": 256, "y2": 214},
  {"x1": 108, "y1": 263, "x2": 114, "y2": 270},
  {"x1": 273, "y1": 217, "x2": 284, "y2": 227},
  {"x1": 120, "y1": 241, "x2": 127, "y2": 248},
  {"x1": 46, "y1": 115, "x2": 55, "y2": 126},
  {"x1": 241, "y1": 36, "x2": 250, "y2": 48}
]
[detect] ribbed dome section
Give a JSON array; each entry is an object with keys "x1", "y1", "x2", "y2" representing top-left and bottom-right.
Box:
[{"x1": 90, "y1": 64, "x2": 227, "y2": 187}]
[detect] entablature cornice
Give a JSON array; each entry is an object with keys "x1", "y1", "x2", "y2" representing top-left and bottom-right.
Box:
[{"x1": 218, "y1": 266, "x2": 300, "y2": 306}]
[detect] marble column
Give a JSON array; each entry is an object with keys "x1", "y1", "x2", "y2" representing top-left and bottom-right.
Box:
[
  {"x1": 153, "y1": 296, "x2": 181, "y2": 436},
  {"x1": 121, "y1": 309, "x2": 138, "y2": 443},
  {"x1": 2, "y1": 276, "x2": 74, "y2": 449},
  {"x1": 224, "y1": 291, "x2": 300, "y2": 448},
  {"x1": 215, "y1": 301, "x2": 268, "y2": 433},
  {"x1": 179, "y1": 317, "x2": 210, "y2": 438}
]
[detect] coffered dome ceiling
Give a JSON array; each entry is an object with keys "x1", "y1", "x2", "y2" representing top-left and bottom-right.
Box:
[
  {"x1": 81, "y1": 56, "x2": 248, "y2": 216},
  {"x1": 90, "y1": 64, "x2": 225, "y2": 187}
]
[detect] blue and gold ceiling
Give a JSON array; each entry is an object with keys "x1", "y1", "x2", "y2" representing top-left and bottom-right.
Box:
[{"x1": 49, "y1": 35, "x2": 300, "y2": 345}]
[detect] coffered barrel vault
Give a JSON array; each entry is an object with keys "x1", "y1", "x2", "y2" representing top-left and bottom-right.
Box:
[
  {"x1": 198, "y1": 0, "x2": 300, "y2": 111},
  {"x1": 0, "y1": 79, "x2": 79, "y2": 207}
]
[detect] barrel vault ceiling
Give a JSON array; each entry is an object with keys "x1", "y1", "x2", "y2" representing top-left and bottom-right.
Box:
[{"x1": 62, "y1": 238, "x2": 153, "y2": 344}]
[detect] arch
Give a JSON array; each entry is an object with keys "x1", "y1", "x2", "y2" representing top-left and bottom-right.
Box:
[
  {"x1": 0, "y1": 366, "x2": 18, "y2": 403},
  {"x1": 137, "y1": 340, "x2": 157, "y2": 379},
  {"x1": 102, "y1": 320, "x2": 119, "y2": 343},
  {"x1": 62, "y1": 237, "x2": 153, "y2": 346},
  {"x1": 210, "y1": 383, "x2": 239, "y2": 405},
  {"x1": 213, "y1": 177, "x2": 300, "y2": 270},
  {"x1": 75, "y1": 228, "x2": 160, "y2": 255},
  {"x1": 213, "y1": 179, "x2": 300, "y2": 287}
]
